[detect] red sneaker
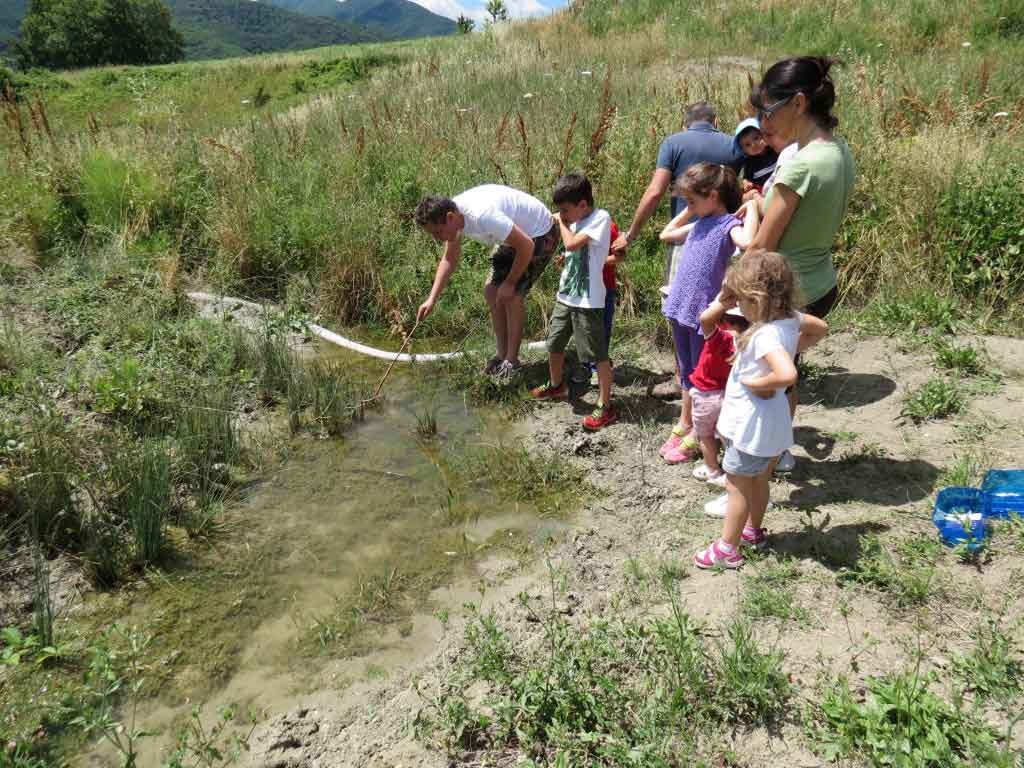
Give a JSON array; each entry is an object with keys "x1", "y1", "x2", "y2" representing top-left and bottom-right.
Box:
[
  {"x1": 582, "y1": 404, "x2": 616, "y2": 431},
  {"x1": 531, "y1": 381, "x2": 567, "y2": 400}
]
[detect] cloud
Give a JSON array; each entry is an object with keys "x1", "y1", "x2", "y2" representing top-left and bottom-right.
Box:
[{"x1": 409, "y1": 0, "x2": 562, "y2": 22}]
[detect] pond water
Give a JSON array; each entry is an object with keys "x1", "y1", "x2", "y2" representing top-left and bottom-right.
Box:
[{"x1": 83, "y1": 343, "x2": 564, "y2": 767}]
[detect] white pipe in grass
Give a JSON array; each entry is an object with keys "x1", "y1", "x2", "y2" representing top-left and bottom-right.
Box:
[{"x1": 186, "y1": 291, "x2": 547, "y2": 363}]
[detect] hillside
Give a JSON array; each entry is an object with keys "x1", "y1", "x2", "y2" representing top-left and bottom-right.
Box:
[
  {"x1": 264, "y1": 0, "x2": 456, "y2": 39},
  {"x1": 0, "y1": 0, "x2": 381, "y2": 62}
]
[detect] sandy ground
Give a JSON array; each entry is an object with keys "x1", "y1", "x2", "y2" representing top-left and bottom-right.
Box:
[{"x1": 238, "y1": 329, "x2": 1024, "y2": 767}]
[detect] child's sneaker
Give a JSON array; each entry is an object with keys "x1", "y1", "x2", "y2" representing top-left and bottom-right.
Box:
[
  {"x1": 703, "y1": 493, "x2": 774, "y2": 518},
  {"x1": 530, "y1": 380, "x2": 567, "y2": 400},
  {"x1": 694, "y1": 539, "x2": 744, "y2": 569},
  {"x1": 703, "y1": 493, "x2": 729, "y2": 518},
  {"x1": 692, "y1": 463, "x2": 726, "y2": 487},
  {"x1": 741, "y1": 526, "x2": 768, "y2": 549},
  {"x1": 582, "y1": 404, "x2": 616, "y2": 431}
]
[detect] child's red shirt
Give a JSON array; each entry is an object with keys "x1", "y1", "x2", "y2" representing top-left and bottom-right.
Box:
[{"x1": 690, "y1": 325, "x2": 735, "y2": 392}]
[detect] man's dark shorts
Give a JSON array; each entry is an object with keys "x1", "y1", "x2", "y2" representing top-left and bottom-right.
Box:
[{"x1": 486, "y1": 223, "x2": 558, "y2": 296}]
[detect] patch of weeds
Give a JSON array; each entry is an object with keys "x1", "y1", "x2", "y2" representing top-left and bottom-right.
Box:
[
  {"x1": 838, "y1": 534, "x2": 944, "y2": 609},
  {"x1": 813, "y1": 668, "x2": 1004, "y2": 767},
  {"x1": 450, "y1": 441, "x2": 587, "y2": 517},
  {"x1": 932, "y1": 340, "x2": 985, "y2": 376},
  {"x1": 825, "y1": 429, "x2": 860, "y2": 444},
  {"x1": 110, "y1": 441, "x2": 173, "y2": 567},
  {"x1": 857, "y1": 292, "x2": 958, "y2": 337},
  {"x1": 901, "y1": 377, "x2": 963, "y2": 423},
  {"x1": 940, "y1": 451, "x2": 987, "y2": 487},
  {"x1": 438, "y1": 354, "x2": 531, "y2": 411},
  {"x1": 414, "y1": 403, "x2": 439, "y2": 438},
  {"x1": 839, "y1": 439, "x2": 890, "y2": 461},
  {"x1": 418, "y1": 587, "x2": 789, "y2": 763},
  {"x1": 951, "y1": 618, "x2": 1023, "y2": 706},
  {"x1": 165, "y1": 705, "x2": 258, "y2": 768},
  {"x1": 741, "y1": 558, "x2": 809, "y2": 623}
]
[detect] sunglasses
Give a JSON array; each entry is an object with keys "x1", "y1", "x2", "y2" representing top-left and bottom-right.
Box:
[{"x1": 757, "y1": 94, "x2": 795, "y2": 122}]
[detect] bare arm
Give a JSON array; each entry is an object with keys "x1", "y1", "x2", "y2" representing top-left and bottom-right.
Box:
[
  {"x1": 729, "y1": 200, "x2": 760, "y2": 249},
  {"x1": 556, "y1": 215, "x2": 591, "y2": 252},
  {"x1": 417, "y1": 238, "x2": 462, "y2": 320},
  {"x1": 659, "y1": 207, "x2": 695, "y2": 244},
  {"x1": 612, "y1": 168, "x2": 672, "y2": 252},
  {"x1": 797, "y1": 313, "x2": 829, "y2": 353},
  {"x1": 698, "y1": 297, "x2": 729, "y2": 338},
  {"x1": 741, "y1": 348, "x2": 798, "y2": 394},
  {"x1": 747, "y1": 184, "x2": 799, "y2": 252}
]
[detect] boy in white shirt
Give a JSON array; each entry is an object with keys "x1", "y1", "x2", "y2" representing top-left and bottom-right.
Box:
[
  {"x1": 415, "y1": 185, "x2": 557, "y2": 376},
  {"x1": 531, "y1": 174, "x2": 616, "y2": 431}
]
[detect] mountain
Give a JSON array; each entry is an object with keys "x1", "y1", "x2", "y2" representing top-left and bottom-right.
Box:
[
  {"x1": 0, "y1": 0, "x2": 381, "y2": 63},
  {"x1": 263, "y1": 0, "x2": 456, "y2": 40},
  {"x1": 163, "y1": 0, "x2": 380, "y2": 60},
  {"x1": 0, "y1": 0, "x2": 28, "y2": 57}
]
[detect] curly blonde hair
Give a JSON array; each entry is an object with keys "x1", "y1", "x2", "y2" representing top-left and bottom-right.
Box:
[{"x1": 721, "y1": 250, "x2": 802, "y2": 350}]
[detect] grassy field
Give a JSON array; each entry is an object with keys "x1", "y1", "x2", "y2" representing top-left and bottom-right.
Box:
[{"x1": 2, "y1": 0, "x2": 1024, "y2": 765}]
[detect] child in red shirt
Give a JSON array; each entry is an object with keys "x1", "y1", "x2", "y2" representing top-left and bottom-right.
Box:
[{"x1": 663, "y1": 299, "x2": 748, "y2": 483}]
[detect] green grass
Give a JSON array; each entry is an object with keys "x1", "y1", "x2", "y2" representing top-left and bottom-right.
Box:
[
  {"x1": 419, "y1": 589, "x2": 790, "y2": 763},
  {"x1": 839, "y1": 534, "x2": 946, "y2": 609},
  {"x1": 902, "y1": 378, "x2": 965, "y2": 423}
]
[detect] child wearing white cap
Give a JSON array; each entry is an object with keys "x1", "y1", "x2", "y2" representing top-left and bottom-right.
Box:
[{"x1": 734, "y1": 117, "x2": 779, "y2": 196}]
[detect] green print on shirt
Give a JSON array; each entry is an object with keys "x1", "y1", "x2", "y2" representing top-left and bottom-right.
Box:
[{"x1": 560, "y1": 244, "x2": 590, "y2": 298}]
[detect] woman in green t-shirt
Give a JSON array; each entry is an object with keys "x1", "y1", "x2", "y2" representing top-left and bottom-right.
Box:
[
  {"x1": 748, "y1": 56, "x2": 855, "y2": 318},
  {"x1": 745, "y1": 56, "x2": 856, "y2": 471}
]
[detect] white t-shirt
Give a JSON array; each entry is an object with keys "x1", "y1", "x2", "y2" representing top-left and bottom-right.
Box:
[
  {"x1": 716, "y1": 313, "x2": 802, "y2": 457},
  {"x1": 762, "y1": 143, "x2": 799, "y2": 196},
  {"x1": 557, "y1": 208, "x2": 611, "y2": 309},
  {"x1": 452, "y1": 184, "x2": 554, "y2": 246}
]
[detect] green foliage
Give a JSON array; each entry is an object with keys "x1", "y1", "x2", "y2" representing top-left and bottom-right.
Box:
[
  {"x1": 815, "y1": 669, "x2": 1004, "y2": 767},
  {"x1": 111, "y1": 441, "x2": 172, "y2": 566},
  {"x1": 91, "y1": 357, "x2": 156, "y2": 419},
  {"x1": 931, "y1": 340, "x2": 984, "y2": 376},
  {"x1": 456, "y1": 14, "x2": 474, "y2": 34},
  {"x1": 164, "y1": 705, "x2": 258, "y2": 768},
  {"x1": 858, "y1": 292, "x2": 959, "y2": 336},
  {"x1": 15, "y1": 0, "x2": 184, "y2": 70},
  {"x1": 420, "y1": 592, "x2": 789, "y2": 763},
  {"x1": 901, "y1": 378, "x2": 964, "y2": 423},
  {"x1": 0, "y1": 626, "x2": 67, "y2": 667},
  {"x1": 68, "y1": 625, "x2": 153, "y2": 768},
  {"x1": 950, "y1": 618, "x2": 1023, "y2": 704},
  {"x1": 934, "y1": 167, "x2": 1024, "y2": 305},
  {"x1": 741, "y1": 558, "x2": 809, "y2": 623},
  {"x1": 839, "y1": 534, "x2": 944, "y2": 608}
]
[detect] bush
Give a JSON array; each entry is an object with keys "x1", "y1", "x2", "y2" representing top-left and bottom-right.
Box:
[{"x1": 934, "y1": 167, "x2": 1024, "y2": 305}]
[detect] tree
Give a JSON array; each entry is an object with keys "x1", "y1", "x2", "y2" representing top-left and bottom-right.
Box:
[
  {"x1": 485, "y1": 0, "x2": 508, "y2": 23},
  {"x1": 16, "y1": 0, "x2": 184, "y2": 70},
  {"x1": 456, "y1": 14, "x2": 474, "y2": 34}
]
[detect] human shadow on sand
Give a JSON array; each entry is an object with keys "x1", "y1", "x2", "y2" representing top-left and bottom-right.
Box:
[
  {"x1": 785, "y1": 450, "x2": 940, "y2": 509},
  {"x1": 769, "y1": 518, "x2": 890, "y2": 570},
  {"x1": 798, "y1": 366, "x2": 897, "y2": 410}
]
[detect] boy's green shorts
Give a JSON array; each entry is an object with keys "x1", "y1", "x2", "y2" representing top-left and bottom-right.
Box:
[{"x1": 547, "y1": 302, "x2": 609, "y2": 363}]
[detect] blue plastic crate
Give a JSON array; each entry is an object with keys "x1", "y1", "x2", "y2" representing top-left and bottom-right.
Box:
[
  {"x1": 933, "y1": 487, "x2": 990, "y2": 549},
  {"x1": 980, "y1": 469, "x2": 1024, "y2": 519}
]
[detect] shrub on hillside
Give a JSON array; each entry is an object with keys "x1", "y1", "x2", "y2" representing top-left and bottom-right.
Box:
[
  {"x1": 934, "y1": 167, "x2": 1024, "y2": 304},
  {"x1": 15, "y1": 0, "x2": 184, "y2": 70}
]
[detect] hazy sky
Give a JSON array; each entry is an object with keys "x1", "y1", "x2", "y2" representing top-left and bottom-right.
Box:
[{"x1": 410, "y1": 0, "x2": 567, "y2": 22}]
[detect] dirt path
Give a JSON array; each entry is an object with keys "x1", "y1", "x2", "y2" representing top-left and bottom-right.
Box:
[{"x1": 242, "y1": 330, "x2": 1024, "y2": 767}]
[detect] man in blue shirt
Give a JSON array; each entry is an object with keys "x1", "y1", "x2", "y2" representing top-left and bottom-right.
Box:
[{"x1": 612, "y1": 102, "x2": 743, "y2": 397}]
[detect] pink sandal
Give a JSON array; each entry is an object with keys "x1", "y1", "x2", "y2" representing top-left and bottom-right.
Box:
[
  {"x1": 741, "y1": 526, "x2": 768, "y2": 549},
  {"x1": 693, "y1": 539, "x2": 744, "y2": 569}
]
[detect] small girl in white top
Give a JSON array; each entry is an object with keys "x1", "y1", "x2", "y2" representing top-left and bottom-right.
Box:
[{"x1": 694, "y1": 250, "x2": 828, "y2": 569}]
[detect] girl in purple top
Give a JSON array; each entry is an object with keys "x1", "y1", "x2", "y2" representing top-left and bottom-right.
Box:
[{"x1": 658, "y1": 163, "x2": 760, "y2": 463}]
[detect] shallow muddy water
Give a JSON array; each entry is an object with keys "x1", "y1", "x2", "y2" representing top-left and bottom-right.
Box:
[{"x1": 83, "y1": 344, "x2": 564, "y2": 767}]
